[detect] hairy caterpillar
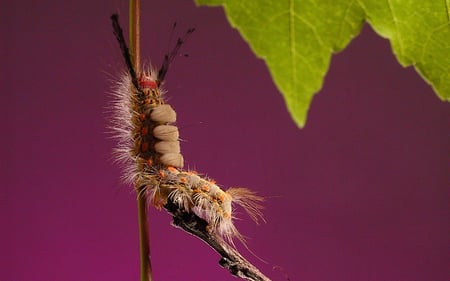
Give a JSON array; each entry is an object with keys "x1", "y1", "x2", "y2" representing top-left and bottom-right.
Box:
[{"x1": 110, "y1": 14, "x2": 263, "y2": 246}]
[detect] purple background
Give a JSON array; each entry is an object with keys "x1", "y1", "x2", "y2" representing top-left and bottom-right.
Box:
[{"x1": 2, "y1": 0, "x2": 449, "y2": 280}]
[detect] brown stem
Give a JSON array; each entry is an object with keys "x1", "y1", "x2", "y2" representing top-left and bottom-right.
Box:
[
  {"x1": 129, "y1": 0, "x2": 140, "y2": 71},
  {"x1": 129, "y1": 1, "x2": 152, "y2": 281},
  {"x1": 137, "y1": 186, "x2": 152, "y2": 281}
]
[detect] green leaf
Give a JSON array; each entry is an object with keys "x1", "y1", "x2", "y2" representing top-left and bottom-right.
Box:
[
  {"x1": 195, "y1": 0, "x2": 450, "y2": 127},
  {"x1": 357, "y1": 0, "x2": 450, "y2": 101}
]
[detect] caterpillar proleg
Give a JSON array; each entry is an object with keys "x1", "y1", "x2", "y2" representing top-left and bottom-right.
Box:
[{"x1": 110, "y1": 14, "x2": 264, "y2": 247}]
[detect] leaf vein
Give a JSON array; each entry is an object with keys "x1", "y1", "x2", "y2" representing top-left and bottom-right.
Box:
[
  {"x1": 289, "y1": 0, "x2": 297, "y2": 91},
  {"x1": 387, "y1": 0, "x2": 404, "y2": 56},
  {"x1": 336, "y1": 0, "x2": 355, "y2": 51},
  {"x1": 445, "y1": 0, "x2": 450, "y2": 23},
  {"x1": 420, "y1": 23, "x2": 450, "y2": 63}
]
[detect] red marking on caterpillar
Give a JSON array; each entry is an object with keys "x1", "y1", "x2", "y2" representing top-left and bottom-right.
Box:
[
  {"x1": 139, "y1": 77, "x2": 157, "y2": 89},
  {"x1": 110, "y1": 14, "x2": 264, "y2": 247}
]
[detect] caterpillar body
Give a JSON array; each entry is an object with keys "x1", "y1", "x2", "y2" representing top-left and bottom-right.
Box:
[{"x1": 110, "y1": 14, "x2": 263, "y2": 246}]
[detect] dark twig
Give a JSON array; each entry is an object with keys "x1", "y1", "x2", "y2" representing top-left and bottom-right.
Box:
[{"x1": 165, "y1": 200, "x2": 271, "y2": 281}]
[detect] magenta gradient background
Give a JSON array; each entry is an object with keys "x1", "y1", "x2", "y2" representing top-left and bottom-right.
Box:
[{"x1": 1, "y1": 1, "x2": 449, "y2": 280}]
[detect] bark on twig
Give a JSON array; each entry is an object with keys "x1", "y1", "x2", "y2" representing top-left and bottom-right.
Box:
[{"x1": 164, "y1": 200, "x2": 271, "y2": 281}]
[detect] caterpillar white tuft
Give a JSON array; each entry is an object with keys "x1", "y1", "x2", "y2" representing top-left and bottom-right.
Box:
[{"x1": 110, "y1": 14, "x2": 264, "y2": 247}]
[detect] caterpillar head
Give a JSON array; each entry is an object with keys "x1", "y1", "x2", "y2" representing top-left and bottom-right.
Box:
[
  {"x1": 139, "y1": 74, "x2": 157, "y2": 89},
  {"x1": 138, "y1": 71, "x2": 160, "y2": 94},
  {"x1": 138, "y1": 71, "x2": 162, "y2": 102}
]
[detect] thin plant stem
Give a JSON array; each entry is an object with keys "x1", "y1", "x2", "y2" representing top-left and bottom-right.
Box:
[
  {"x1": 129, "y1": 1, "x2": 152, "y2": 281},
  {"x1": 137, "y1": 191, "x2": 152, "y2": 281},
  {"x1": 129, "y1": 0, "x2": 140, "y2": 71}
]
